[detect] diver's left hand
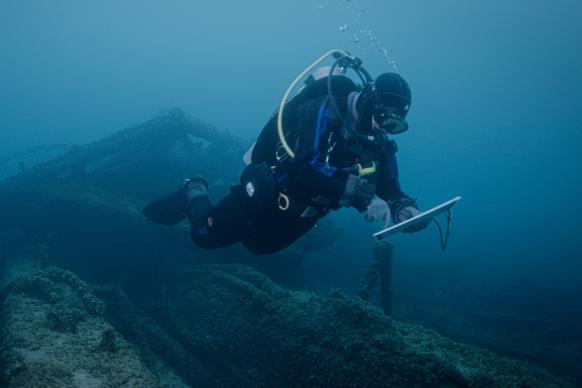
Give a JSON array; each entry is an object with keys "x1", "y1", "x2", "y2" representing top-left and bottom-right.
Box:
[
  {"x1": 365, "y1": 196, "x2": 391, "y2": 228},
  {"x1": 396, "y1": 205, "x2": 431, "y2": 233}
]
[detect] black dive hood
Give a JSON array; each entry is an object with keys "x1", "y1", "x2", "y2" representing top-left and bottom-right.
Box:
[{"x1": 356, "y1": 72, "x2": 412, "y2": 134}]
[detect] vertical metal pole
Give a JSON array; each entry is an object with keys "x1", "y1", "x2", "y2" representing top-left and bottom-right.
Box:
[
  {"x1": 375, "y1": 239, "x2": 394, "y2": 315},
  {"x1": 358, "y1": 238, "x2": 394, "y2": 316}
]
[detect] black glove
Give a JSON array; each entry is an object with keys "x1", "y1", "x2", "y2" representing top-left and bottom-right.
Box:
[
  {"x1": 396, "y1": 205, "x2": 430, "y2": 233},
  {"x1": 391, "y1": 197, "x2": 430, "y2": 233},
  {"x1": 339, "y1": 174, "x2": 376, "y2": 212}
]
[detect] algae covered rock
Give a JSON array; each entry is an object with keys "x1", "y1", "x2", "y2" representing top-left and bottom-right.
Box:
[
  {"x1": 99, "y1": 263, "x2": 573, "y2": 387},
  {"x1": 0, "y1": 258, "x2": 572, "y2": 387},
  {"x1": 0, "y1": 266, "x2": 159, "y2": 387}
]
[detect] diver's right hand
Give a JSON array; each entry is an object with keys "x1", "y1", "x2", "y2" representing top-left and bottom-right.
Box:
[
  {"x1": 340, "y1": 174, "x2": 375, "y2": 212},
  {"x1": 365, "y1": 195, "x2": 391, "y2": 228}
]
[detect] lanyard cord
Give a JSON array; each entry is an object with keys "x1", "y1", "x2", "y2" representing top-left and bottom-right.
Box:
[{"x1": 432, "y1": 209, "x2": 453, "y2": 252}]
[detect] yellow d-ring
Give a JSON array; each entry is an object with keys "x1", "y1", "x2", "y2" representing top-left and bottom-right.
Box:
[
  {"x1": 278, "y1": 193, "x2": 290, "y2": 211},
  {"x1": 357, "y1": 161, "x2": 377, "y2": 176}
]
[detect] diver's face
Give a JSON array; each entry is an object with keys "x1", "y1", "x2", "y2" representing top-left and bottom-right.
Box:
[{"x1": 372, "y1": 106, "x2": 409, "y2": 135}]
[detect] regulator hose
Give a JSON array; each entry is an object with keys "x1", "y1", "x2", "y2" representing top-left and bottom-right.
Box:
[{"x1": 277, "y1": 49, "x2": 351, "y2": 159}]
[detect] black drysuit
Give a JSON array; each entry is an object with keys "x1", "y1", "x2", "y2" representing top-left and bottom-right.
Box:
[{"x1": 188, "y1": 95, "x2": 411, "y2": 255}]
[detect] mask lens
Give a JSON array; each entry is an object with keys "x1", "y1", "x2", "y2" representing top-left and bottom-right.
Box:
[{"x1": 381, "y1": 118, "x2": 408, "y2": 134}]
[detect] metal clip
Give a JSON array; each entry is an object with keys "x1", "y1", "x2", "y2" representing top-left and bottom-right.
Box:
[{"x1": 278, "y1": 193, "x2": 290, "y2": 211}]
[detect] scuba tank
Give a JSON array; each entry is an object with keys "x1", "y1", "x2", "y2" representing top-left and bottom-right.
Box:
[
  {"x1": 251, "y1": 75, "x2": 357, "y2": 166},
  {"x1": 251, "y1": 50, "x2": 375, "y2": 166}
]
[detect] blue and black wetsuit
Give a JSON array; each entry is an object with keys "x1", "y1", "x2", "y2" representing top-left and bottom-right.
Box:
[{"x1": 188, "y1": 95, "x2": 412, "y2": 255}]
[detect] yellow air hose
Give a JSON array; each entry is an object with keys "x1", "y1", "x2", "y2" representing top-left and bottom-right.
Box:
[{"x1": 277, "y1": 49, "x2": 351, "y2": 159}]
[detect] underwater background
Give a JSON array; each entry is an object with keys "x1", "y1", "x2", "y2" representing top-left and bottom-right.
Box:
[{"x1": 1, "y1": 0, "x2": 581, "y2": 386}]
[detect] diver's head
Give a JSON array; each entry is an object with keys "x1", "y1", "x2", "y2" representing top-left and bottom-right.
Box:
[{"x1": 357, "y1": 72, "x2": 411, "y2": 135}]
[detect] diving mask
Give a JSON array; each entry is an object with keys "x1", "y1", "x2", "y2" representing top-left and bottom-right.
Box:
[{"x1": 373, "y1": 105, "x2": 409, "y2": 135}]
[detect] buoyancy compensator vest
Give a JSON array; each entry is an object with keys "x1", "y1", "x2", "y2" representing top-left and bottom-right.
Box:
[{"x1": 251, "y1": 74, "x2": 358, "y2": 167}]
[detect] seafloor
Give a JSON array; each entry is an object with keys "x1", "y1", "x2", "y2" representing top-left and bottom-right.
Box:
[{"x1": 0, "y1": 110, "x2": 578, "y2": 387}]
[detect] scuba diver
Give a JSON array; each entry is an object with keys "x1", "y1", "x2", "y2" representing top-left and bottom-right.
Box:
[{"x1": 143, "y1": 50, "x2": 429, "y2": 255}]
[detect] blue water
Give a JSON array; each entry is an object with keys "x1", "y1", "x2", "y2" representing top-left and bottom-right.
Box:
[{"x1": 2, "y1": 0, "x2": 582, "y2": 380}]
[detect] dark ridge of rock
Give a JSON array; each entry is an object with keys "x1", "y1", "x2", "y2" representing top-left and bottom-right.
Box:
[
  {"x1": 94, "y1": 284, "x2": 221, "y2": 387},
  {"x1": 0, "y1": 110, "x2": 340, "y2": 287},
  {"x1": 0, "y1": 108, "x2": 248, "y2": 200},
  {"x1": 0, "y1": 144, "x2": 71, "y2": 181}
]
